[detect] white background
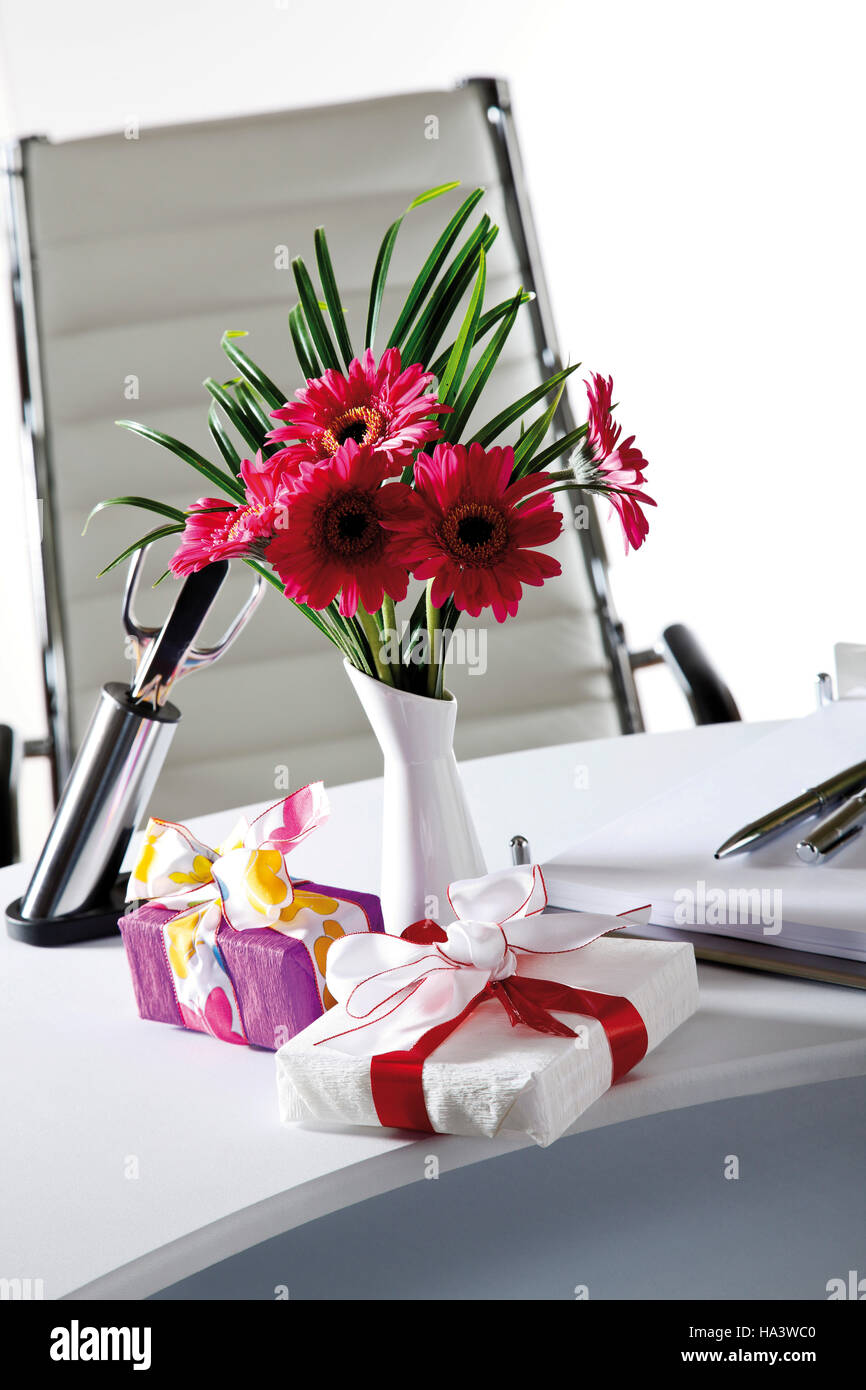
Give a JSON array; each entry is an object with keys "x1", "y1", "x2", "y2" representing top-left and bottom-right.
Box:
[{"x1": 0, "y1": 0, "x2": 863, "y2": 850}]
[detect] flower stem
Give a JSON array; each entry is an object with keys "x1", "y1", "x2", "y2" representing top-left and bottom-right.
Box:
[
  {"x1": 425, "y1": 581, "x2": 441, "y2": 698},
  {"x1": 357, "y1": 605, "x2": 394, "y2": 686},
  {"x1": 380, "y1": 595, "x2": 400, "y2": 688}
]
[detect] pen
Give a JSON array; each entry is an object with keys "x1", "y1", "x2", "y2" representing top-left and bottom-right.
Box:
[
  {"x1": 796, "y1": 788, "x2": 866, "y2": 863},
  {"x1": 714, "y1": 759, "x2": 866, "y2": 859}
]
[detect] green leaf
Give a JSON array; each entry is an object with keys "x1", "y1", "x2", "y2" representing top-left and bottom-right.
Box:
[
  {"x1": 364, "y1": 181, "x2": 468, "y2": 353},
  {"x1": 429, "y1": 289, "x2": 533, "y2": 382},
  {"x1": 407, "y1": 181, "x2": 462, "y2": 210},
  {"x1": 414, "y1": 226, "x2": 500, "y2": 369},
  {"x1": 470, "y1": 364, "x2": 579, "y2": 448},
  {"x1": 289, "y1": 305, "x2": 321, "y2": 381},
  {"x1": 437, "y1": 247, "x2": 486, "y2": 405},
  {"x1": 406, "y1": 221, "x2": 499, "y2": 369},
  {"x1": 365, "y1": 215, "x2": 402, "y2": 351},
  {"x1": 242, "y1": 556, "x2": 284, "y2": 595},
  {"x1": 314, "y1": 228, "x2": 354, "y2": 370},
  {"x1": 242, "y1": 558, "x2": 373, "y2": 673},
  {"x1": 232, "y1": 379, "x2": 273, "y2": 444},
  {"x1": 208, "y1": 400, "x2": 242, "y2": 470},
  {"x1": 401, "y1": 214, "x2": 492, "y2": 367},
  {"x1": 327, "y1": 607, "x2": 373, "y2": 673},
  {"x1": 202, "y1": 379, "x2": 263, "y2": 455},
  {"x1": 292, "y1": 257, "x2": 341, "y2": 372},
  {"x1": 524, "y1": 423, "x2": 590, "y2": 473},
  {"x1": 402, "y1": 587, "x2": 429, "y2": 655},
  {"x1": 116, "y1": 421, "x2": 245, "y2": 502},
  {"x1": 83, "y1": 495, "x2": 186, "y2": 535},
  {"x1": 97, "y1": 522, "x2": 185, "y2": 577},
  {"x1": 512, "y1": 378, "x2": 567, "y2": 474},
  {"x1": 388, "y1": 188, "x2": 485, "y2": 352},
  {"x1": 220, "y1": 331, "x2": 285, "y2": 411},
  {"x1": 442, "y1": 287, "x2": 524, "y2": 442}
]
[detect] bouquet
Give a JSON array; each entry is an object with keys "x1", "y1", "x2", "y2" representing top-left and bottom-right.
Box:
[{"x1": 90, "y1": 183, "x2": 654, "y2": 698}]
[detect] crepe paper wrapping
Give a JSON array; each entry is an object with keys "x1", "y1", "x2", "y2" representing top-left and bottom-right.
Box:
[
  {"x1": 118, "y1": 783, "x2": 383, "y2": 1049},
  {"x1": 275, "y1": 864, "x2": 699, "y2": 1145}
]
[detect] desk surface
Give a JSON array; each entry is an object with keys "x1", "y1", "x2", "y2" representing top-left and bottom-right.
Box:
[{"x1": 2, "y1": 720, "x2": 865, "y2": 1299}]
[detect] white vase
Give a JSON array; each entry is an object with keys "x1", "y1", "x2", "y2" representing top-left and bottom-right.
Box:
[{"x1": 344, "y1": 659, "x2": 487, "y2": 934}]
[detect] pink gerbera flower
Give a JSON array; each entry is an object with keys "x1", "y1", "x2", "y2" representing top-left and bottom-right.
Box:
[
  {"x1": 382, "y1": 442, "x2": 563, "y2": 623},
  {"x1": 572, "y1": 373, "x2": 656, "y2": 552},
  {"x1": 169, "y1": 452, "x2": 289, "y2": 576},
  {"x1": 267, "y1": 348, "x2": 446, "y2": 474},
  {"x1": 265, "y1": 440, "x2": 414, "y2": 617}
]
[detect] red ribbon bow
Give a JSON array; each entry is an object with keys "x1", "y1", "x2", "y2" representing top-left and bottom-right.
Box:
[{"x1": 368, "y1": 914, "x2": 649, "y2": 1133}]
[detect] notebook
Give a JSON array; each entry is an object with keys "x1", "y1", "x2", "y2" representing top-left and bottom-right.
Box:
[{"x1": 543, "y1": 700, "x2": 866, "y2": 964}]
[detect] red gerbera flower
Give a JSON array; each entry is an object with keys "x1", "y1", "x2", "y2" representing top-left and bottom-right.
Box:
[
  {"x1": 169, "y1": 452, "x2": 289, "y2": 576},
  {"x1": 573, "y1": 373, "x2": 656, "y2": 553},
  {"x1": 265, "y1": 440, "x2": 414, "y2": 617},
  {"x1": 267, "y1": 348, "x2": 446, "y2": 474},
  {"x1": 382, "y1": 442, "x2": 563, "y2": 623}
]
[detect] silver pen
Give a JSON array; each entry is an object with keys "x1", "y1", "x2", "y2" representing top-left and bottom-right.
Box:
[
  {"x1": 714, "y1": 759, "x2": 866, "y2": 859},
  {"x1": 796, "y1": 789, "x2": 866, "y2": 863}
]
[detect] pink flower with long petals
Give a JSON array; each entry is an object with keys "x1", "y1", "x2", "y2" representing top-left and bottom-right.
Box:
[
  {"x1": 571, "y1": 373, "x2": 656, "y2": 553},
  {"x1": 265, "y1": 440, "x2": 415, "y2": 617},
  {"x1": 267, "y1": 348, "x2": 446, "y2": 474},
  {"x1": 382, "y1": 442, "x2": 563, "y2": 623},
  {"x1": 169, "y1": 452, "x2": 289, "y2": 576}
]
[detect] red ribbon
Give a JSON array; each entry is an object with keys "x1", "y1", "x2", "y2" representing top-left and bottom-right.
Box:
[{"x1": 370, "y1": 920, "x2": 649, "y2": 1133}]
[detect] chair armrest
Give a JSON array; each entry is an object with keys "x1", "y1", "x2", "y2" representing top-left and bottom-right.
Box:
[
  {"x1": 0, "y1": 725, "x2": 21, "y2": 867},
  {"x1": 660, "y1": 624, "x2": 741, "y2": 725}
]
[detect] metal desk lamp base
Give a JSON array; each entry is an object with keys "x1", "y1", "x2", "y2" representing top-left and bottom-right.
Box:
[
  {"x1": 5, "y1": 683, "x2": 180, "y2": 947},
  {"x1": 5, "y1": 875, "x2": 130, "y2": 947}
]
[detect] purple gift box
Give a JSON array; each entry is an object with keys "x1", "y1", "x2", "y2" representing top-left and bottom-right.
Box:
[{"x1": 119, "y1": 879, "x2": 384, "y2": 1050}]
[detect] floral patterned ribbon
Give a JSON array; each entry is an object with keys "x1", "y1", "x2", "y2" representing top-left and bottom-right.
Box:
[{"x1": 126, "y1": 783, "x2": 368, "y2": 1045}]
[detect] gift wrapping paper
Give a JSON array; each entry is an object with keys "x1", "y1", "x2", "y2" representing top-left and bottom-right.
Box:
[
  {"x1": 275, "y1": 866, "x2": 699, "y2": 1146},
  {"x1": 121, "y1": 881, "x2": 383, "y2": 1049},
  {"x1": 276, "y1": 937, "x2": 697, "y2": 1145},
  {"x1": 119, "y1": 783, "x2": 383, "y2": 1049}
]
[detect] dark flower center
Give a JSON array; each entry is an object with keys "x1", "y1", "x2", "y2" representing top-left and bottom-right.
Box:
[
  {"x1": 320, "y1": 491, "x2": 383, "y2": 559},
  {"x1": 340, "y1": 421, "x2": 369, "y2": 446},
  {"x1": 320, "y1": 406, "x2": 386, "y2": 456},
  {"x1": 458, "y1": 515, "x2": 493, "y2": 548},
  {"x1": 439, "y1": 502, "x2": 509, "y2": 567}
]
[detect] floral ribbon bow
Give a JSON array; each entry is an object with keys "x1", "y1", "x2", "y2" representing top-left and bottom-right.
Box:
[
  {"x1": 126, "y1": 782, "x2": 351, "y2": 1044},
  {"x1": 315, "y1": 865, "x2": 652, "y2": 1132}
]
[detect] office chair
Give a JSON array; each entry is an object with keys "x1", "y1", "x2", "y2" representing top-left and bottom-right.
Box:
[
  {"x1": 0, "y1": 725, "x2": 20, "y2": 867},
  {"x1": 3, "y1": 78, "x2": 737, "y2": 830}
]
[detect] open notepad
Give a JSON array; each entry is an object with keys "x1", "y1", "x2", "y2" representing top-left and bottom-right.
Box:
[{"x1": 543, "y1": 700, "x2": 866, "y2": 962}]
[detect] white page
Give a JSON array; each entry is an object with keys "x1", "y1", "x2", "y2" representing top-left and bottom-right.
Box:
[{"x1": 543, "y1": 701, "x2": 866, "y2": 957}]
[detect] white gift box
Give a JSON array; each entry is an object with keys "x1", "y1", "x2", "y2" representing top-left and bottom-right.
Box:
[{"x1": 275, "y1": 936, "x2": 699, "y2": 1147}]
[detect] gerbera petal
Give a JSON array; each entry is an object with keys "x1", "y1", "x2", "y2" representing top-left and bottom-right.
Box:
[
  {"x1": 269, "y1": 348, "x2": 444, "y2": 470},
  {"x1": 264, "y1": 442, "x2": 412, "y2": 613}
]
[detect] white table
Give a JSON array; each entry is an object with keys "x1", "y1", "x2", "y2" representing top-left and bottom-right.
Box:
[{"x1": 2, "y1": 720, "x2": 865, "y2": 1299}]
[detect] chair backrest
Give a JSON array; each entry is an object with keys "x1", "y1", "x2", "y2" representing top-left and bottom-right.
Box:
[{"x1": 8, "y1": 79, "x2": 639, "y2": 822}]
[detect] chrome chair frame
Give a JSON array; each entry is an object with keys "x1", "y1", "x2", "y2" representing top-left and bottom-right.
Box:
[
  {"x1": 469, "y1": 76, "x2": 645, "y2": 733},
  {"x1": 4, "y1": 134, "x2": 72, "y2": 796}
]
